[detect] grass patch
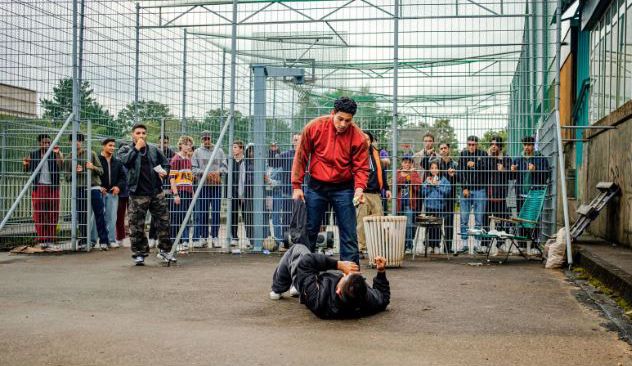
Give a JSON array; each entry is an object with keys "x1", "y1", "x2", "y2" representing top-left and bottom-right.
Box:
[{"x1": 573, "y1": 267, "x2": 632, "y2": 319}]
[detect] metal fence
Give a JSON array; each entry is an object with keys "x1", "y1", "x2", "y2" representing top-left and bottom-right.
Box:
[{"x1": 0, "y1": 0, "x2": 568, "y2": 257}]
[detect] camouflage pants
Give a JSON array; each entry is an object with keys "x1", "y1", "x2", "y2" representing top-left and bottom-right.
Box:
[{"x1": 128, "y1": 192, "x2": 172, "y2": 255}]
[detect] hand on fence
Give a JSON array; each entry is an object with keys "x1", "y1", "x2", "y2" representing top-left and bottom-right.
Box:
[
  {"x1": 448, "y1": 168, "x2": 456, "y2": 177},
  {"x1": 528, "y1": 163, "x2": 536, "y2": 171},
  {"x1": 207, "y1": 172, "x2": 221, "y2": 185},
  {"x1": 385, "y1": 190, "x2": 392, "y2": 199},
  {"x1": 23, "y1": 156, "x2": 31, "y2": 168},
  {"x1": 85, "y1": 162, "x2": 94, "y2": 170},
  {"x1": 462, "y1": 188, "x2": 469, "y2": 198},
  {"x1": 174, "y1": 195, "x2": 181, "y2": 205},
  {"x1": 100, "y1": 187, "x2": 107, "y2": 195}
]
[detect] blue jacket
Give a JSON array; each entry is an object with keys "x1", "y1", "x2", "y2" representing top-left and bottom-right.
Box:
[{"x1": 422, "y1": 176, "x2": 451, "y2": 210}]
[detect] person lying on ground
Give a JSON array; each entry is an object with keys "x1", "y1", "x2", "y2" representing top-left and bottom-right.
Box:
[{"x1": 269, "y1": 243, "x2": 390, "y2": 319}]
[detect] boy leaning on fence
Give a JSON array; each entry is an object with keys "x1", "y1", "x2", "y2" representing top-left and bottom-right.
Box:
[
  {"x1": 117, "y1": 123, "x2": 175, "y2": 266},
  {"x1": 23, "y1": 134, "x2": 64, "y2": 249}
]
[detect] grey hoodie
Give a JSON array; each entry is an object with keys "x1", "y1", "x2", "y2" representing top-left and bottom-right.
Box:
[{"x1": 191, "y1": 144, "x2": 227, "y2": 185}]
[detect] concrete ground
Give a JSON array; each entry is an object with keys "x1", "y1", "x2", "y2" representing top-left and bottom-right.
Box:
[{"x1": 0, "y1": 250, "x2": 630, "y2": 366}]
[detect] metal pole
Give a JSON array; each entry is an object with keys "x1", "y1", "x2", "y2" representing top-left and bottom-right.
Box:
[
  {"x1": 252, "y1": 65, "x2": 267, "y2": 251},
  {"x1": 181, "y1": 28, "x2": 188, "y2": 135},
  {"x1": 86, "y1": 119, "x2": 92, "y2": 252},
  {"x1": 79, "y1": 0, "x2": 89, "y2": 252},
  {"x1": 555, "y1": 0, "x2": 573, "y2": 266},
  {"x1": 160, "y1": 117, "x2": 165, "y2": 150},
  {"x1": 134, "y1": 2, "x2": 140, "y2": 124},
  {"x1": 390, "y1": 0, "x2": 399, "y2": 214},
  {"x1": 0, "y1": 114, "x2": 74, "y2": 231},
  {"x1": 170, "y1": 114, "x2": 232, "y2": 254},
  {"x1": 71, "y1": 0, "x2": 80, "y2": 251},
  {"x1": 225, "y1": 0, "x2": 238, "y2": 249},
  {"x1": 0, "y1": 127, "x2": 6, "y2": 216}
]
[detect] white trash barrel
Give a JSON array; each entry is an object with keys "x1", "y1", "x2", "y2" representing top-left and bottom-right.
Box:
[{"x1": 363, "y1": 216, "x2": 407, "y2": 268}]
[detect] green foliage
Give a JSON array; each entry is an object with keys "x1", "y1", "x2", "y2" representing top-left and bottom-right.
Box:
[
  {"x1": 40, "y1": 78, "x2": 115, "y2": 135},
  {"x1": 399, "y1": 118, "x2": 459, "y2": 157},
  {"x1": 115, "y1": 100, "x2": 176, "y2": 141},
  {"x1": 480, "y1": 128, "x2": 508, "y2": 152},
  {"x1": 295, "y1": 87, "x2": 407, "y2": 149}
]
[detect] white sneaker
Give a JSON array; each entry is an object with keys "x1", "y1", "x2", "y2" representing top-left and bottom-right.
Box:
[
  {"x1": 211, "y1": 237, "x2": 222, "y2": 248},
  {"x1": 157, "y1": 250, "x2": 177, "y2": 263},
  {"x1": 148, "y1": 239, "x2": 156, "y2": 248},
  {"x1": 192, "y1": 240, "x2": 204, "y2": 249},
  {"x1": 289, "y1": 286, "x2": 299, "y2": 297},
  {"x1": 230, "y1": 239, "x2": 239, "y2": 247},
  {"x1": 269, "y1": 291, "x2": 282, "y2": 300},
  {"x1": 324, "y1": 248, "x2": 334, "y2": 256},
  {"x1": 100, "y1": 243, "x2": 109, "y2": 251},
  {"x1": 110, "y1": 241, "x2": 119, "y2": 248}
]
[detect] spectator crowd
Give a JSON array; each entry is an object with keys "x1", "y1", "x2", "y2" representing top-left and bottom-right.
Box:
[{"x1": 22, "y1": 103, "x2": 550, "y2": 263}]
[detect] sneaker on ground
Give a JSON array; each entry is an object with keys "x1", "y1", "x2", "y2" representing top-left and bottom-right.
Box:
[
  {"x1": 230, "y1": 239, "x2": 239, "y2": 247},
  {"x1": 212, "y1": 237, "x2": 222, "y2": 248},
  {"x1": 148, "y1": 239, "x2": 156, "y2": 248},
  {"x1": 474, "y1": 246, "x2": 485, "y2": 254},
  {"x1": 48, "y1": 244, "x2": 62, "y2": 251},
  {"x1": 192, "y1": 240, "x2": 204, "y2": 249},
  {"x1": 134, "y1": 256, "x2": 145, "y2": 266},
  {"x1": 243, "y1": 243, "x2": 253, "y2": 250},
  {"x1": 457, "y1": 246, "x2": 469, "y2": 254},
  {"x1": 269, "y1": 291, "x2": 282, "y2": 300},
  {"x1": 324, "y1": 248, "x2": 334, "y2": 256},
  {"x1": 99, "y1": 243, "x2": 109, "y2": 251},
  {"x1": 157, "y1": 250, "x2": 177, "y2": 263},
  {"x1": 110, "y1": 241, "x2": 119, "y2": 248},
  {"x1": 289, "y1": 286, "x2": 299, "y2": 297},
  {"x1": 115, "y1": 240, "x2": 123, "y2": 247}
]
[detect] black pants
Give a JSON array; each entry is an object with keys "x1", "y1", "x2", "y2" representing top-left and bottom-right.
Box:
[
  {"x1": 271, "y1": 243, "x2": 311, "y2": 293},
  {"x1": 231, "y1": 197, "x2": 253, "y2": 239},
  {"x1": 443, "y1": 209, "x2": 455, "y2": 253}
]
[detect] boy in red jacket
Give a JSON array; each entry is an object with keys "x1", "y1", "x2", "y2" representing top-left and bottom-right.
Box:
[{"x1": 291, "y1": 97, "x2": 369, "y2": 265}]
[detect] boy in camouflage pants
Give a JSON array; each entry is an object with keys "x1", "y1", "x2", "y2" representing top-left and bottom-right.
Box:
[{"x1": 118, "y1": 124, "x2": 175, "y2": 265}]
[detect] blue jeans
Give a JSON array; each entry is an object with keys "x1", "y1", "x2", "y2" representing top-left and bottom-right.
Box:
[
  {"x1": 91, "y1": 193, "x2": 119, "y2": 244},
  {"x1": 170, "y1": 190, "x2": 192, "y2": 242},
  {"x1": 305, "y1": 186, "x2": 359, "y2": 264},
  {"x1": 272, "y1": 189, "x2": 292, "y2": 242},
  {"x1": 194, "y1": 185, "x2": 222, "y2": 240},
  {"x1": 402, "y1": 201, "x2": 415, "y2": 250},
  {"x1": 459, "y1": 189, "x2": 487, "y2": 241},
  {"x1": 86, "y1": 189, "x2": 109, "y2": 245}
]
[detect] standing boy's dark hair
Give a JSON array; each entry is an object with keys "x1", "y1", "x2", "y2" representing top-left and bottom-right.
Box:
[{"x1": 333, "y1": 97, "x2": 358, "y2": 116}]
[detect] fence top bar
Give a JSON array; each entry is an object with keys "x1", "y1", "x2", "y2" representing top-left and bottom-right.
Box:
[
  {"x1": 561, "y1": 125, "x2": 617, "y2": 129},
  {"x1": 139, "y1": 0, "x2": 343, "y2": 9}
]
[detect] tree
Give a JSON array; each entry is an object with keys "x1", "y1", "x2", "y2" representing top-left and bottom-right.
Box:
[
  {"x1": 40, "y1": 78, "x2": 115, "y2": 135},
  {"x1": 295, "y1": 87, "x2": 407, "y2": 150},
  {"x1": 480, "y1": 128, "x2": 508, "y2": 152},
  {"x1": 115, "y1": 100, "x2": 176, "y2": 139},
  {"x1": 398, "y1": 118, "x2": 459, "y2": 157}
]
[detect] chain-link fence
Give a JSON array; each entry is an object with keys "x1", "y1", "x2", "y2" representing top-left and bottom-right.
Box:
[{"x1": 1, "y1": 0, "x2": 566, "y2": 259}]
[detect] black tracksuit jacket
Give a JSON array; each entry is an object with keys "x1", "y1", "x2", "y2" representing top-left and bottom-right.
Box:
[{"x1": 296, "y1": 253, "x2": 390, "y2": 319}]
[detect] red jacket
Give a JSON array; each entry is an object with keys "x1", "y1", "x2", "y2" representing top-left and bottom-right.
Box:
[
  {"x1": 292, "y1": 114, "x2": 369, "y2": 190},
  {"x1": 396, "y1": 170, "x2": 422, "y2": 212}
]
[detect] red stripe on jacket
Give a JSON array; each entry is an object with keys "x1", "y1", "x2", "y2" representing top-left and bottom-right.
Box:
[{"x1": 292, "y1": 114, "x2": 369, "y2": 191}]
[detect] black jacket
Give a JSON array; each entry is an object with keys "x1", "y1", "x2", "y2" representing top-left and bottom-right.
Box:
[
  {"x1": 458, "y1": 149, "x2": 489, "y2": 191},
  {"x1": 365, "y1": 146, "x2": 390, "y2": 194},
  {"x1": 25, "y1": 149, "x2": 64, "y2": 188},
  {"x1": 438, "y1": 158, "x2": 458, "y2": 202},
  {"x1": 296, "y1": 253, "x2": 390, "y2": 319},
  {"x1": 97, "y1": 154, "x2": 127, "y2": 191},
  {"x1": 487, "y1": 153, "x2": 513, "y2": 199}
]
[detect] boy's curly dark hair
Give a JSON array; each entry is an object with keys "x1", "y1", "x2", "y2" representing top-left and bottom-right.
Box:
[{"x1": 333, "y1": 96, "x2": 358, "y2": 116}]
